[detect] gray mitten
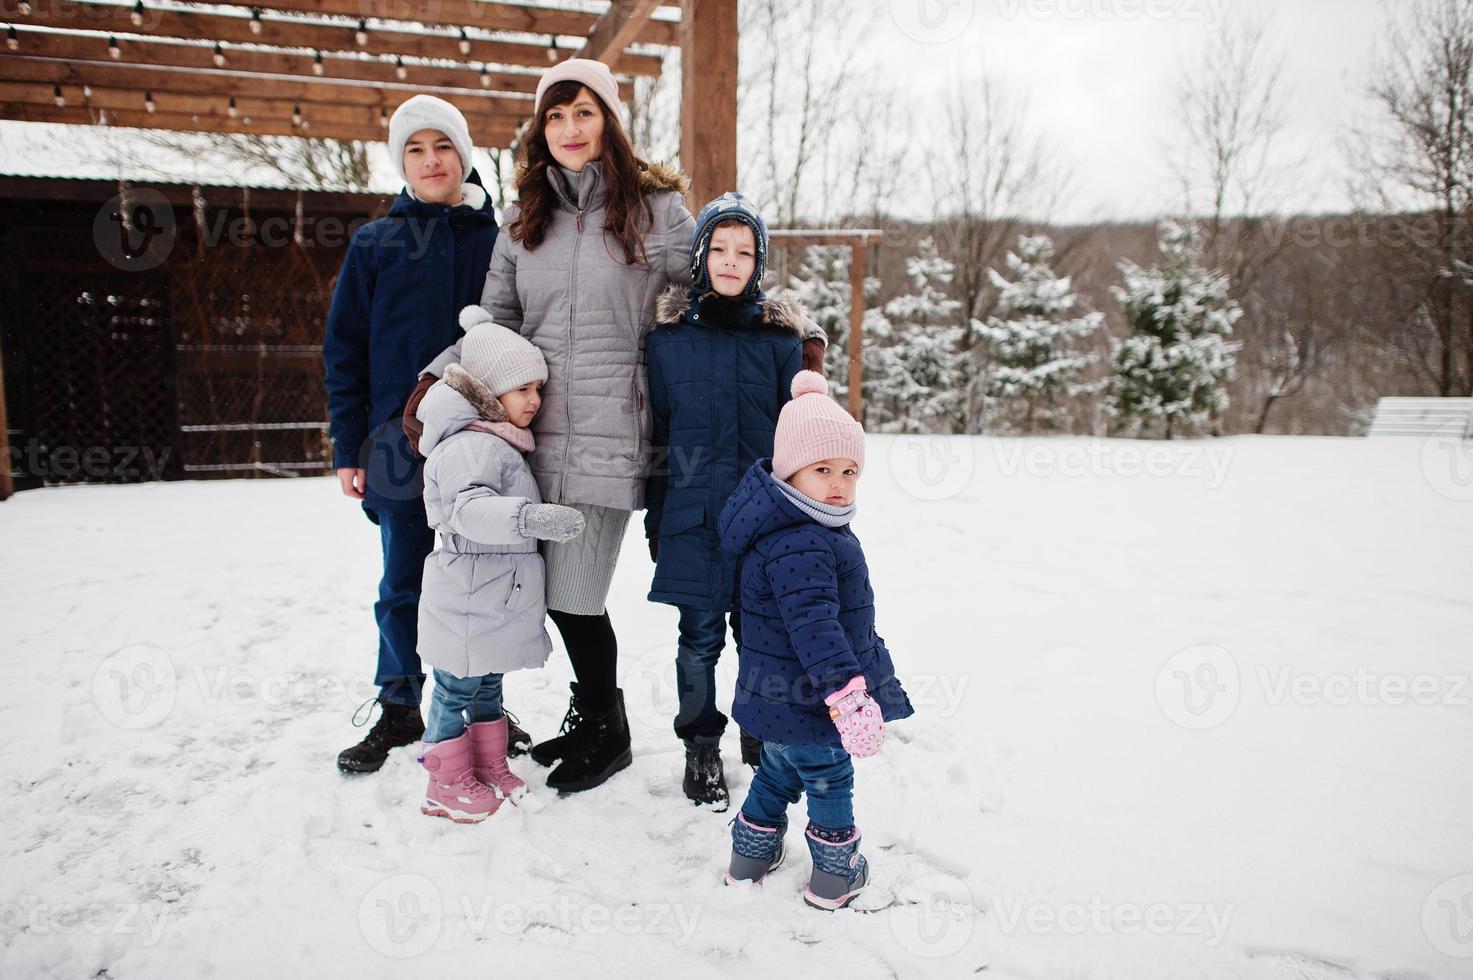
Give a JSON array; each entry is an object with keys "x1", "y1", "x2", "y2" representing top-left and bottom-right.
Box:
[{"x1": 518, "y1": 503, "x2": 586, "y2": 543}]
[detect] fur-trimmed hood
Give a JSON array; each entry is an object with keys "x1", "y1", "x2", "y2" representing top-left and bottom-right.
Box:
[{"x1": 653, "y1": 285, "x2": 809, "y2": 336}]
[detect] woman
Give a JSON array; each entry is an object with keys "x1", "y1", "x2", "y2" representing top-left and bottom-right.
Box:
[{"x1": 406, "y1": 59, "x2": 694, "y2": 793}]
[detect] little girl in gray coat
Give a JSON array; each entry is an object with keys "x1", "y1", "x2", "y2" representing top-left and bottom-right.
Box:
[{"x1": 413, "y1": 306, "x2": 586, "y2": 823}]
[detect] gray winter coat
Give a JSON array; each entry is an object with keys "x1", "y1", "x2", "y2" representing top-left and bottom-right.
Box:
[
  {"x1": 416, "y1": 369, "x2": 553, "y2": 678},
  {"x1": 423, "y1": 160, "x2": 697, "y2": 512}
]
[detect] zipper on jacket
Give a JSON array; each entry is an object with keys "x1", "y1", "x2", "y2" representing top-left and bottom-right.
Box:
[{"x1": 564, "y1": 200, "x2": 582, "y2": 502}]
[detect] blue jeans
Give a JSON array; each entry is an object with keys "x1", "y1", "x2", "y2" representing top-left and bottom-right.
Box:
[
  {"x1": 372, "y1": 508, "x2": 434, "y2": 706},
  {"x1": 424, "y1": 669, "x2": 504, "y2": 743},
  {"x1": 674, "y1": 606, "x2": 739, "y2": 741},
  {"x1": 740, "y1": 741, "x2": 854, "y2": 832}
]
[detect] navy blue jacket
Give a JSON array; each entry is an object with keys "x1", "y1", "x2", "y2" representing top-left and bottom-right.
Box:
[
  {"x1": 717, "y1": 459, "x2": 913, "y2": 746},
  {"x1": 644, "y1": 288, "x2": 806, "y2": 610},
  {"x1": 322, "y1": 173, "x2": 498, "y2": 512}
]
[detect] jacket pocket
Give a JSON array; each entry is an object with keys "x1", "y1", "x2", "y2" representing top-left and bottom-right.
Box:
[
  {"x1": 507, "y1": 558, "x2": 544, "y2": 613},
  {"x1": 658, "y1": 501, "x2": 705, "y2": 537}
]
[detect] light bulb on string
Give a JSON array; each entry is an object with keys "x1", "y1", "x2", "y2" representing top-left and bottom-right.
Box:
[
  {"x1": 53, "y1": 85, "x2": 64, "y2": 108},
  {"x1": 144, "y1": 91, "x2": 156, "y2": 114},
  {"x1": 213, "y1": 42, "x2": 226, "y2": 67},
  {"x1": 107, "y1": 35, "x2": 120, "y2": 59},
  {"x1": 395, "y1": 55, "x2": 407, "y2": 80},
  {"x1": 249, "y1": 8, "x2": 262, "y2": 35},
  {"x1": 479, "y1": 64, "x2": 490, "y2": 89},
  {"x1": 458, "y1": 28, "x2": 471, "y2": 56},
  {"x1": 5, "y1": 27, "x2": 18, "y2": 51},
  {"x1": 228, "y1": 96, "x2": 238, "y2": 119},
  {"x1": 292, "y1": 104, "x2": 302, "y2": 126},
  {"x1": 312, "y1": 50, "x2": 324, "y2": 76},
  {"x1": 546, "y1": 36, "x2": 558, "y2": 63},
  {"x1": 355, "y1": 19, "x2": 368, "y2": 46},
  {"x1": 130, "y1": 1, "x2": 144, "y2": 27}
]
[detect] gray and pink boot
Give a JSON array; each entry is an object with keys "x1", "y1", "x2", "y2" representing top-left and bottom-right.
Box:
[
  {"x1": 467, "y1": 716, "x2": 527, "y2": 803},
  {"x1": 726, "y1": 813, "x2": 786, "y2": 884},
  {"x1": 802, "y1": 824, "x2": 869, "y2": 910},
  {"x1": 419, "y1": 732, "x2": 502, "y2": 823}
]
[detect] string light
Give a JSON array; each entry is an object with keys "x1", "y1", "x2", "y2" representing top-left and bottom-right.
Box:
[
  {"x1": 312, "y1": 51, "x2": 324, "y2": 75},
  {"x1": 355, "y1": 19, "x2": 368, "y2": 46},
  {"x1": 213, "y1": 42, "x2": 226, "y2": 67},
  {"x1": 107, "y1": 35, "x2": 120, "y2": 59},
  {"x1": 479, "y1": 64, "x2": 490, "y2": 89},
  {"x1": 379, "y1": 106, "x2": 389, "y2": 128},
  {"x1": 292, "y1": 103, "x2": 302, "y2": 126},
  {"x1": 17, "y1": 1, "x2": 32, "y2": 13},
  {"x1": 82, "y1": 85, "x2": 92, "y2": 99},
  {"x1": 227, "y1": 96, "x2": 238, "y2": 119},
  {"x1": 53, "y1": 85, "x2": 64, "y2": 108},
  {"x1": 546, "y1": 35, "x2": 558, "y2": 63},
  {"x1": 395, "y1": 55, "x2": 406, "y2": 80},
  {"x1": 458, "y1": 28, "x2": 470, "y2": 56},
  {"x1": 5, "y1": 27, "x2": 18, "y2": 51},
  {"x1": 130, "y1": 1, "x2": 144, "y2": 27},
  {"x1": 249, "y1": 8, "x2": 262, "y2": 35},
  {"x1": 144, "y1": 91, "x2": 156, "y2": 113}
]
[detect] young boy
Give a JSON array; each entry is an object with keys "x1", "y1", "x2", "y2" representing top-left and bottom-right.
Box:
[
  {"x1": 644, "y1": 192, "x2": 824, "y2": 809},
  {"x1": 716, "y1": 372, "x2": 914, "y2": 910},
  {"x1": 323, "y1": 94, "x2": 529, "y2": 773}
]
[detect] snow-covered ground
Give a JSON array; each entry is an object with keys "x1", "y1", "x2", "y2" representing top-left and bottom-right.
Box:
[{"x1": 3, "y1": 434, "x2": 1471, "y2": 979}]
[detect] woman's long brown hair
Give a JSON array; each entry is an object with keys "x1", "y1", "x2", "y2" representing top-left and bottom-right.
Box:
[{"x1": 507, "y1": 79, "x2": 653, "y2": 266}]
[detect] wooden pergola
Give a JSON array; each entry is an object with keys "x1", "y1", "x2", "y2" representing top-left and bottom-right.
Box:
[{"x1": 0, "y1": 0, "x2": 738, "y2": 209}]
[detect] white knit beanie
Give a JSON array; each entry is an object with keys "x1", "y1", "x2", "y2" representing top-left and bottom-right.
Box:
[
  {"x1": 535, "y1": 58, "x2": 622, "y2": 119},
  {"x1": 388, "y1": 95, "x2": 473, "y2": 182},
  {"x1": 772, "y1": 371, "x2": 866, "y2": 480},
  {"x1": 458, "y1": 306, "x2": 547, "y2": 396}
]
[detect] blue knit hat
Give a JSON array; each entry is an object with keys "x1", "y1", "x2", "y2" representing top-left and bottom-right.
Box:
[{"x1": 689, "y1": 192, "x2": 768, "y2": 300}]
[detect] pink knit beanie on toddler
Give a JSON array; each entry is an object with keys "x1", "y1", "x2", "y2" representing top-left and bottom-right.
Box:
[{"x1": 772, "y1": 371, "x2": 866, "y2": 480}]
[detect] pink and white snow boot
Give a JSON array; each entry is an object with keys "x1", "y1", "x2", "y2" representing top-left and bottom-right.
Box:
[
  {"x1": 467, "y1": 716, "x2": 527, "y2": 803},
  {"x1": 419, "y1": 732, "x2": 502, "y2": 823}
]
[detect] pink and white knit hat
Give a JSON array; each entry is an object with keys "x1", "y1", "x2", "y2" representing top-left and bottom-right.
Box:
[{"x1": 772, "y1": 371, "x2": 866, "y2": 480}]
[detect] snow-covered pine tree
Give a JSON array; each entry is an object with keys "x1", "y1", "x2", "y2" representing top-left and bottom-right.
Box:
[
  {"x1": 973, "y1": 234, "x2": 1103, "y2": 433},
  {"x1": 779, "y1": 245, "x2": 854, "y2": 404},
  {"x1": 872, "y1": 238, "x2": 965, "y2": 432},
  {"x1": 1106, "y1": 221, "x2": 1243, "y2": 438}
]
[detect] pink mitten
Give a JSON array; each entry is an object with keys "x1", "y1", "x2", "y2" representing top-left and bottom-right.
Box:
[{"x1": 825, "y1": 676, "x2": 884, "y2": 758}]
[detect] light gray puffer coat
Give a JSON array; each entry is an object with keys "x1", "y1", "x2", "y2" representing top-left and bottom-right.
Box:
[
  {"x1": 415, "y1": 373, "x2": 553, "y2": 678},
  {"x1": 424, "y1": 160, "x2": 696, "y2": 512}
]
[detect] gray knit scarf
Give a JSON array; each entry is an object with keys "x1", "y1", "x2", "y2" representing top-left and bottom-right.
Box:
[{"x1": 774, "y1": 477, "x2": 856, "y2": 528}]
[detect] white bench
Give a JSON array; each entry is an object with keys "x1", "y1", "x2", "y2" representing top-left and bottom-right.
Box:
[{"x1": 1368, "y1": 397, "x2": 1473, "y2": 438}]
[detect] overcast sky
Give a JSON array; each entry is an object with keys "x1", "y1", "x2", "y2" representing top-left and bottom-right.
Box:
[
  {"x1": 0, "y1": 0, "x2": 1391, "y2": 223},
  {"x1": 875, "y1": 0, "x2": 1388, "y2": 221}
]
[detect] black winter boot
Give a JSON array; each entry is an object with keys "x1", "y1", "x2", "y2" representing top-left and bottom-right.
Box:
[
  {"x1": 529, "y1": 682, "x2": 586, "y2": 767},
  {"x1": 337, "y1": 699, "x2": 424, "y2": 774},
  {"x1": 546, "y1": 690, "x2": 632, "y2": 793},
  {"x1": 503, "y1": 710, "x2": 532, "y2": 759},
  {"x1": 682, "y1": 739, "x2": 730, "y2": 810},
  {"x1": 739, "y1": 728, "x2": 763, "y2": 769}
]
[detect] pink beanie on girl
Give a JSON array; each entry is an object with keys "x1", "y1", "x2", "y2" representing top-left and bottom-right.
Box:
[{"x1": 772, "y1": 371, "x2": 866, "y2": 480}]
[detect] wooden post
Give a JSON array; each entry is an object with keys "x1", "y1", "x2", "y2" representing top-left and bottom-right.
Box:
[
  {"x1": 680, "y1": 0, "x2": 738, "y2": 213},
  {"x1": 848, "y1": 243, "x2": 865, "y2": 422},
  {"x1": 0, "y1": 340, "x2": 12, "y2": 500}
]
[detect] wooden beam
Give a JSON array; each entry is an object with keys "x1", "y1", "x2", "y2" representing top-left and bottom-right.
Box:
[
  {"x1": 679, "y1": 0, "x2": 736, "y2": 212},
  {"x1": 232, "y1": 0, "x2": 680, "y2": 48},
  {"x1": 1, "y1": 101, "x2": 517, "y2": 144},
  {"x1": 847, "y1": 242, "x2": 865, "y2": 421},
  {"x1": 0, "y1": 57, "x2": 528, "y2": 118},
  {"x1": 582, "y1": 0, "x2": 664, "y2": 72},
  {"x1": 0, "y1": 81, "x2": 517, "y2": 138},
  {"x1": 0, "y1": 25, "x2": 584, "y2": 97},
  {"x1": 0, "y1": 1, "x2": 665, "y2": 75}
]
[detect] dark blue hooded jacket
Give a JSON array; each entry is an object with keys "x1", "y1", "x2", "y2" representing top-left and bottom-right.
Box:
[
  {"x1": 322, "y1": 172, "x2": 498, "y2": 513},
  {"x1": 717, "y1": 459, "x2": 913, "y2": 746},
  {"x1": 644, "y1": 287, "x2": 805, "y2": 610}
]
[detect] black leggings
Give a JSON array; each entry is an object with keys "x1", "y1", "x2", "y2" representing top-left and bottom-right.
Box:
[{"x1": 547, "y1": 609, "x2": 618, "y2": 712}]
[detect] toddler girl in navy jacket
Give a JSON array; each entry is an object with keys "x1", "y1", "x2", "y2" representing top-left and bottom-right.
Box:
[{"x1": 716, "y1": 373, "x2": 914, "y2": 910}]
